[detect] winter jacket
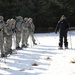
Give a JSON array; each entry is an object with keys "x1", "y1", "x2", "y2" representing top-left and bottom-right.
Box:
[
  {"x1": 28, "y1": 23, "x2": 35, "y2": 32},
  {"x1": 55, "y1": 19, "x2": 69, "y2": 33}
]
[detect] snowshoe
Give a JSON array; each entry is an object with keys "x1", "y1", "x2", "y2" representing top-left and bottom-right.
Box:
[
  {"x1": 22, "y1": 45, "x2": 28, "y2": 48},
  {"x1": 33, "y1": 42, "x2": 37, "y2": 45},
  {"x1": 65, "y1": 47, "x2": 68, "y2": 49},
  {"x1": 59, "y1": 47, "x2": 63, "y2": 49},
  {"x1": 16, "y1": 46, "x2": 22, "y2": 50},
  {"x1": 1, "y1": 53, "x2": 7, "y2": 58}
]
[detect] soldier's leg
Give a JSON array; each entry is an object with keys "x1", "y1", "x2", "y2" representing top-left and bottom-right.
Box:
[
  {"x1": 5, "y1": 36, "x2": 12, "y2": 54},
  {"x1": 0, "y1": 39, "x2": 3, "y2": 54},
  {"x1": 16, "y1": 32, "x2": 20, "y2": 47},
  {"x1": 59, "y1": 33, "x2": 63, "y2": 48},
  {"x1": 16, "y1": 32, "x2": 22, "y2": 49},
  {"x1": 24, "y1": 30, "x2": 29, "y2": 47},
  {"x1": 7, "y1": 36, "x2": 12, "y2": 54},
  {"x1": 0, "y1": 33, "x2": 5, "y2": 57},
  {"x1": 64, "y1": 33, "x2": 68, "y2": 48},
  {"x1": 26, "y1": 30, "x2": 30, "y2": 45},
  {"x1": 30, "y1": 32, "x2": 37, "y2": 45},
  {"x1": 4, "y1": 36, "x2": 9, "y2": 55},
  {"x1": 22, "y1": 31, "x2": 25, "y2": 46}
]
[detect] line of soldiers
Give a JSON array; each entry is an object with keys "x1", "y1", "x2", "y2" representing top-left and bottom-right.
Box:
[{"x1": 0, "y1": 16, "x2": 37, "y2": 57}]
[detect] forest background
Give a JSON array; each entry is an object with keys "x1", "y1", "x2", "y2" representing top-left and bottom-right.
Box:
[{"x1": 0, "y1": 0, "x2": 75, "y2": 32}]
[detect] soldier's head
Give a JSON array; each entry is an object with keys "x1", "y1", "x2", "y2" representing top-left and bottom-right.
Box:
[
  {"x1": 16, "y1": 16, "x2": 23, "y2": 22},
  {"x1": 28, "y1": 18, "x2": 33, "y2": 24},
  {"x1": 11, "y1": 18, "x2": 16, "y2": 25},
  {"x1": 6, "y1": 19, "x2": 12, "y2": 25},
  {"x1": 60, "y1": 15, "x2": 66, "y2": 21},
  {"x1": 0, "y1": 16, "x2": 4, "y2": 22},
  {"x1": 24, "y1": 17, "x2": 28, "y2": 23}
]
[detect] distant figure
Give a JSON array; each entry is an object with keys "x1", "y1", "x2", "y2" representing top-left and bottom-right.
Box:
[
  {"x1": 55, "y1": 15, "x2": 69, "y2": 49},
  {"x1": 21, "y1": 17, "x2": 29, "y2": 48},
  {"x1": 0, "y1": 16, "x2": 6, "y2": 57},
  {"x1": 27, "y1": 18, "x2": 37, "y2": 45},
  {"x1": 15, "y1": 16, "x2": 23, "y2": 50},
  {"x1": 4, "y1": 19, "x2": 13, "y2": 55}
]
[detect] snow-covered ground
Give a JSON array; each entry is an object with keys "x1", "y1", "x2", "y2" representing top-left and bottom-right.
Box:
[{"x1": 0, "y1": 30, "x2": 75, "y2": 75}]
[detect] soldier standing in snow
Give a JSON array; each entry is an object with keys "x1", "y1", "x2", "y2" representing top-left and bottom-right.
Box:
[
  {"x1": 21, "y1": 17, "x2": 29, "y2": 48},
  {"x1": 0, "y1": 16, "x2": 6, "y2": 57},
  {"x1": 4, "y1": 19, "x2": 13, "y2": 55},
  {"x1": 11, "y1": 18, "x2": 16, "y2": 50},
  {"x1": 27, "y1": 18, "x2": 37, "y2": 45},
  {"x1": 55, "y1": 15, "x2": 69, "y2": 49},
  {"x1": 15, "y1": 16, "x2": 23, "y2": 50},
  {"x1": 11, "y1": 18, "x2": 16, "y2": 34}
]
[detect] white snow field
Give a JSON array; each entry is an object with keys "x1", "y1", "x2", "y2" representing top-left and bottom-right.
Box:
[{"x1": 0, "y1": 30, "x2": 75, "y2": 75}]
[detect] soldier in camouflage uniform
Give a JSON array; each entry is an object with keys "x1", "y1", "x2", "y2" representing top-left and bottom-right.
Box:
[
  {"x1": 21, "y1": 17, "x2": 29, "y2": 48},
  {"x1": 0, "y1": 16, "x2": 6, "y2": 57},
  {"x1": 10, "y1": 19, "x2": 16, "y2": 50},
  {"x1": 11, "y1": 18, "x2": 16, "y2": 33},
  {"x1": 27, "y1": 18, "x2": 37, "y2": 45},
  {"x1": 4, "y1": 19, "x2": 13, "y2": 55},
  {"x1": 15, "y1": 16, "x2": 23, "y2": 50}
]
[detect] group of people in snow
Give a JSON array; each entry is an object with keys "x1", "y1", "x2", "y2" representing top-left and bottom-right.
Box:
[
  {"x1": 0, "y1": 16, "x2": 37, "y2": 57},
  {"x1": 0, "y1": 15, "x2": 69, "y2": 58}
]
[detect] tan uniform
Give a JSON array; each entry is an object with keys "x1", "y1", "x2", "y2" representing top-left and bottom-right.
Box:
[
  {"x1": 0, "y1": 22, "x2": 5, "y2": 55},
  {"x1": 15, "y1": 16, "x2": 23, "y2": 49},
  {"x1": 22, "y1": 18, "x2": 29, "y2": 47},
  {"x1": 27, "y1": 18, "x2": 37, "y2": 45},
  {"x1": 28, "y1": 23, "x2": 36, "y2": 44},
  {"x1": 4, "y1": 19, "x2": 13, "y2": 54}
]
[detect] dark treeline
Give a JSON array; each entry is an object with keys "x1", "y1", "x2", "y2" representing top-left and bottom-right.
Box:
[{"x1": 0, "y1": 0, "x2": 75, "y2": 32}]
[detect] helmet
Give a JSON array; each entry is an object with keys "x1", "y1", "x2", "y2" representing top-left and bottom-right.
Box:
[
  {"x1": 6, "y1": 19, "x2": 12, "y2": 25},
  {"x1": 28, "y1": 18, "x2": 33, "y2": 21},
  {"x1": 16, "y1": 16, "x2": 23, "y2": 21},
  {"x1": 24, "y1": 17, "x2": 28, "y2": 22},
  {"x1": 24, "y1": 17, "x2": 28, "y2": 21},
  {"x1": 11, "y1": 18, "x2": 16, "y2": 23},
  {"x1": 0, "y1": 16, "x2": 4, "y2": 21},
  {"x1": 7, "y1": 19, "x2": 11, "y2": 24}
]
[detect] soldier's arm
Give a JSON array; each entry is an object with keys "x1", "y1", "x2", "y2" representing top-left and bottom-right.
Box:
[{"x1": 55, "y1": 21, "x2": 60, "y2": 33}]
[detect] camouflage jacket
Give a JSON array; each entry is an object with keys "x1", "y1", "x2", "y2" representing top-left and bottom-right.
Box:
[
  {"x1": 28, "y1": 23, "x2": 35, "y2": 32},
  {"x1": 22, "y1": 21, "x2": 29, "y2": 31},
  {"x1": 4, "y1": 24, "x2": 13, "y2": 36},
  {"x1": 15, "y1": 21, "x2": 23, "y2": 32}
]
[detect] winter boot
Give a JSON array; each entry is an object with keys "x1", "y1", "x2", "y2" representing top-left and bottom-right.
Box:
[
  {"x1": 65, "y1": 47, "x2": 68, "y2": 49},
  {"x1": 1, "y1": 53, "x2": 7, "y2": 58},
  {"x1": 33, "y1": 42, "x2": 37, "y2": 45},
  {"x1": 22, "y1": 45, "x2": 28, "y2": 48},
  {"x1": 9, "y1": 49, "x2": 13, "y2": 54},
  {"x1": 16, "y1": 46, "x2": 22, "y2": 50},
  {"x1": 59, "y1": 47, "x2": 63, "y2": 49},
  {"x1": 64, "y1": 42, "x2": 68, "y2": 48}
]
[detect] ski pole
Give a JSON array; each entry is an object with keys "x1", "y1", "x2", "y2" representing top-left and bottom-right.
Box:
[
  {"x1": 68, "y1": 30, "x2": 72, "y2": 49},
  {"x1": 30, "y1": 36, "x2": 33, "y2": 47},
  {"x1": 34, "y1": 35, "x2": 40, "y2": 44}
]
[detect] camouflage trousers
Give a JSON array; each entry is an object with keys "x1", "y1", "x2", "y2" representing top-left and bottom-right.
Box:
[
  {"x1": 16, "y1": 31, "x2": 22, "y2": 47},
  {"x1": 0, "y1": 31, "x2": 4, "y2": 54},
  {"x1": 29, "y1": 32, "x2": 36, "y2": 44},
  {"x1": 4, "y1": 35, "x2": 12, "y2": 53},
  {"x1": 22, "y1": 29, "x2": 29, "y2": 46}
]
